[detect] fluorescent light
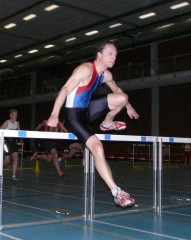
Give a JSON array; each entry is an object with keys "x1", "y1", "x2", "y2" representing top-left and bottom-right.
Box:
[
  {"x1": 161, "y1": 23, "x2": 173, "y2": 29},
  {"x1": 109, "y1": 23, "x2": 122, "y2": 28},
  {"x1": 85, "y1": 30, "x2": 99, "y2": 36},
  {"x1": 44, "y1": 44, "x2": 55, "y2": 48},
  {"x1": 170, "y1": 2, "x2": 189, "y2": 10},
  {"x1": 23, "y1": 14, "x2": 37, "y2": 21},
  {"x1": 44, "y1": 4, "x2": 59, "y2": 11},
  {"x1": 4, "y1": 23, "x2": 16, "y2": 29},
  {"x1": 139, "y1": 12, "x2": 156, "y2": 19},
  {"x1": 0, "y1": 59, "x2": 7, "y2": 63},
  {"x1": 65, "y1": 37, "x2": 76, "y2": 42},
  {"x1": 14, "y1": 54, "x2": 23, "y2": 58},
  {"x1": 48, "y1": 55, "x2": 56, "y2": 59},
  {"x1": 28, "y1": 49, "x2": 38, "y2": 54}
]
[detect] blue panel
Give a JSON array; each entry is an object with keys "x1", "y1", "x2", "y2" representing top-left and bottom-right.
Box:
[
  {"x1": 169, "y1": 137, "x2": 174, "y2": 142},
  {"x1": 69, "y1": 133, "x2": 76, "y2": 139},
  {"x1": 18, "y1": 130, "x2": 27, "y2": 138},
  {"x1": 104, "y1": 135, "x2": 111, "y2": 140},
  {"x1": 141, "y1": 136, "x2": 147, "y2": 142}
]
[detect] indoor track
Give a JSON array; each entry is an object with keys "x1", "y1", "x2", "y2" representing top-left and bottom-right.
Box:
[{"x1": 1, "y1": 160, "x2": 191, "y2": 240}]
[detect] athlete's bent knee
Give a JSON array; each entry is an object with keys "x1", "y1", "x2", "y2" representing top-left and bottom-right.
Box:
[{"x1": 118, "y1": 93, "x2": 128, "y2": 106}]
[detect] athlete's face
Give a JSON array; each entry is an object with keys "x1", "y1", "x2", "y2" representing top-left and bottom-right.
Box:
[
  {"x1": 10, "y1": 111, "x2": 17, "y2": 121},
  {"x1": 98, "y1": 44, "x2": 117, "y2": 68}
]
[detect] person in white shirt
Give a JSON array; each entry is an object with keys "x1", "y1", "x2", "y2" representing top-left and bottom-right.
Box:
[{"x1": 1, "y1": 109, "x2": 21, "y2": 181}]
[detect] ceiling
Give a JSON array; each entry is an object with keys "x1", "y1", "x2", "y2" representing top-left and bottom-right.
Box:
[{"x1": 0, "y1": 0, "x2": 191, "y2": 77}]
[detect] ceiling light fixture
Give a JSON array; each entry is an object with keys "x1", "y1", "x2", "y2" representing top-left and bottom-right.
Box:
[
  {"x1": 4, "y1": 23, "x2": 16, "y2": 29},
  {"x1": 161, "y1": 23, "x2": 173, "y2": 29},
  {"x1": 85, "y1": 30, "x2": 99, "y2": 36},
  {"x1": 65, "y1": 37, "x2": 76, "y2": 42},
  {"x1": 170, "y1": 2, "x2": 189, "y2": 10},
  {"x1": 139, "y1": 12, "x2": 156, "y2": 19},
  {"x1": 109, "y1": 23, "x2": 122, "y2": 28},
  {"x1": 44, "y1": 44, "x2": 55, "y2": 48},
  {"x1": 44, "y1": 4, "x2": 59, "y2": 11},
  {"x1": 0, "y1": 59, "x2": 7, "y2": 63},
  {"x1": 28, "y1": 49, "x2": 38, "y2": 54},
  {"x1": 23, "y1": 14, "x2": 37, "y2": 21},
  {"x1": 14, "y1": 54, "x2": 23, "y2": 58}
]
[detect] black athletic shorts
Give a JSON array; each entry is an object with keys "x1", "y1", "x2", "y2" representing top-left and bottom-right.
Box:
[
  {"x1": 63, "y1": 96, "x2": 110, "y2": 143},
  {"x1": 4, "y1": 139, "x2": 18, "y2": 156}
]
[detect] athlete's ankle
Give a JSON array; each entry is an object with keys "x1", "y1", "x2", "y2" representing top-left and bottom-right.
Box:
[{"x1": 111, "y1": 186, "x2": 121, "y2": 197}]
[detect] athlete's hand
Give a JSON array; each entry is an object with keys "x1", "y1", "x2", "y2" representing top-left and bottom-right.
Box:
[
  {"x1": 47, "y1": 115, "x2": 58, "y2": 127},
  {"x1": 127, "y1": 106, "x2": 139, "y2": 120}
]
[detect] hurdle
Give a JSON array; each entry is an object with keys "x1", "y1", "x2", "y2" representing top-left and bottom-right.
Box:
[
  {"x1": 132, "y1": 143, "x2": 171, "y2": 168},
  {"x1": 0, "y1": 130, "x2": 190, "y2": 229},
  {"x1": 17, "y1": 142, "x2": 24, "y2": 170},
  {"x1": 132, "y1": 143, "x2": 152, "y2": 168},
  {"x1": 157, "y1": 137, "x2": 191, "y2": 213}
]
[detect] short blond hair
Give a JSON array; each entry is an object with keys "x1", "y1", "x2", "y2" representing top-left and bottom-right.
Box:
[{"x1": 9, "y1": 108, "x2": 18, "y2": 115}]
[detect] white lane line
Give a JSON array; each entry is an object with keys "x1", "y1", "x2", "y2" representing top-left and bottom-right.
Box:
[
  {"x1": 4, "y1": 200, "x2": 50, "y2": 212},
  {"x1": 94, "y1": 220, "x2": 187, "y2": 240},
  {"x1": 163, "y1": 211, "x2": 191, "y2": 217},
  {"x1": 0, "y1": 232, "x2": 23, "y2": 240}
]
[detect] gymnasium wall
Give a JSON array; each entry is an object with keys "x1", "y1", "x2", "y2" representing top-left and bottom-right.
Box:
[{"x1": 0, "y1": 35, "x2": 191, "y2": 152}]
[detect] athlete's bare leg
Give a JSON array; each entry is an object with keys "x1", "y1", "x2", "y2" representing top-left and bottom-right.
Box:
[
  {"x1": 50, "y1": 148, "x2": 64, "y2": 176},
  {"x1": 3, "y1": 155, "x2": 10, "y2": 166},
  {"x1": 64, "y1": 143, "x2": 84, "y2": 159},
  {"x1": 35, "y1": 154, "x2": 52, "y2": 162},
  {"x1": 12, "y1": 152, "x2": 19, "y2": 177},
  {"x1": 101, "y1": 93, "x2": 128, "y2": 125},
  {"x1": 86, "y1": 135, "x2": 117, "y2": 190}
]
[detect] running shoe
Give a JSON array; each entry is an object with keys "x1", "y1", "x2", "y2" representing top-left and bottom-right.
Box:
[
  {"x1": 114, "y1": 190, "x2": 135, "y2": 208},
  {"x1": 58, "y1": 171, "x2": 65, "y2": 178},
  {"x1": 100, "y1": 121, "x2": 126, "y2": 131},
  {"x1": 12, "y1": 176, "x2": 19, "y2": 182}
]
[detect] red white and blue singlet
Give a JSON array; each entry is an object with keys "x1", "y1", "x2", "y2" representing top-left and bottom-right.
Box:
[
  {"x1": 63, "y1": 62, "x2": 109, "y2": 143},
  {"x1": 65, "y1": 62, "x2": 104, "y2": 108}
]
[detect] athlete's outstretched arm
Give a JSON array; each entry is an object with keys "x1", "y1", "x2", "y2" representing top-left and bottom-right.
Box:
[
  {"x1": 104, "y1": 70, "x2": 139, "y2": 120},
  {"x1": 0, "y1": 120, "x2": 8, "y2": 129}
]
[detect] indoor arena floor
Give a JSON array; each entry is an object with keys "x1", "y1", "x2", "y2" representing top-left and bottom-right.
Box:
[{"x1": 1, "y1": 159, "x2": 191, "y2": 240}]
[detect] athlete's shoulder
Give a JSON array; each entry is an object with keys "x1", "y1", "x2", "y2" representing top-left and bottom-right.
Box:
[
  {"x1": 6, "y1": 120, "x2": 10, "y2": 124},
  {"x1": 73, "y1": 62, "x2": 93, "y2": 79},
  {"x1": 4, "y1": 119, "x2": 10, "y2": 125},
  {"x1": 77, "y1": 62, "x2": 93, "y2": 71},
  {"x1": 73, "y1": 62, "x2": 91, "y2": 72}
]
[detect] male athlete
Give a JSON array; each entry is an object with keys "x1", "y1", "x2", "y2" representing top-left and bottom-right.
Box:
[
  {"x1": 1, "y1": 109, "x2": 21, "y2": 181},
  {"x1": 31, "y1": 120, "x2": 67, "y2": 177},
  {"x1": 48, "y1": 42, "x2": 139, "y2": 207}
]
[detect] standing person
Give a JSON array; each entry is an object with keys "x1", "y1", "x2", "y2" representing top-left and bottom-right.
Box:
[
  {"x1": 31, "y1": 120, "x2": 67, "y2": 177},
  {"x1": 48, "y1": 42, "x2": 139, "y2": 207},
  {"x1": 1, "y1": 109, "x2": 21, "y2": 181}
]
